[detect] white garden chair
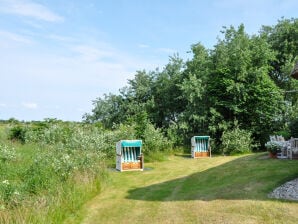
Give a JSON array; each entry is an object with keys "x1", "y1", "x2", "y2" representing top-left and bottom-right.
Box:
[
  {"x1": 287, "y1": 138, "x2": 298, "y2": 160},
  {"x1": 270, "y1": 135, "x2": 277, "y2": 141}
]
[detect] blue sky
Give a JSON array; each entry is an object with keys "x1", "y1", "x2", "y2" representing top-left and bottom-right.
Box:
[{"x1": 0, "y1": 0, "x2": 296, "y2": 121}]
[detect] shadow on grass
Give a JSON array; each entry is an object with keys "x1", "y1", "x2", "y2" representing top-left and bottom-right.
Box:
[{"x1": 126, "y1": 154, "x2": 298, "y2": 202}]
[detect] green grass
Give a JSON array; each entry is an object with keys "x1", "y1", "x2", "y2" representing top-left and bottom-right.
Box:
[
  {"x1": 0, "y1": 133, "x2": 107, "y2": 224},
  {"x1": 72, "y1": 153, "x2": 298, "y2": 224},
  {"x1": 1, "y1": 121, "x2": 297, "y2": 224}
]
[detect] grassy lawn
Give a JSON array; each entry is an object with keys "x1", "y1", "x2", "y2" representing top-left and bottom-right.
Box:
[{"x1": 68, "y1": 153, "x2": 298, "y2": 224}]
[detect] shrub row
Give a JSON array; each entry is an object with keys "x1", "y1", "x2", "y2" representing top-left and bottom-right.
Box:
[{"x1": 7, "y1": 121, "x2": 173, "y2": 158}]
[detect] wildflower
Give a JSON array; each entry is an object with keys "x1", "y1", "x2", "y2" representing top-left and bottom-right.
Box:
[{"x1": 2, "y1": 180, "x2": 9, "y2": 185}]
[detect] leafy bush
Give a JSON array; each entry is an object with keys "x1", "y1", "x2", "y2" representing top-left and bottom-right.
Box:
[
  {"x1": 13, "y1": 122, "x2": 135, "y2": 160},
  {"x1": 25, "y1": 123, "x2": 74, "y2": 145},
  {"x1": 143, "y1": 123, "x2": 173, "y2": 153},
  {"x1": 166, "y1": 123, "x2": 185, "y2": 146},
  {"x1": 8, "y1": 126, "x2": 26, "y2": 143},
  {"x1": 12, "y1": 121, "x2": 175, "y2": 160},
  {"x1": 63, "y1": 123, "x2": 136, "y2": 159},
  {"x1": 221, "y1": 127, "x2": 253, "y2": 155}
]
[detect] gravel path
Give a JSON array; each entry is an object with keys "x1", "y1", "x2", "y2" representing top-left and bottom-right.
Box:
[{"x1": 268, "y1": 178, "x2": 298, "y2": 201}]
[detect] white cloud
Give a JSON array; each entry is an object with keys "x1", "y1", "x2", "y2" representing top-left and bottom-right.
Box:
[
  {"x1": 0, "y1": 0, "x2": 63, "y2": 22},
  {"x1": 0, "y1": 103, "x2": 7, "y2": 107},
  {"x1": 138, "y1": 43, "x2": 149, "y2": 48},
  {"x1": 47, "y1": 34, "x2": 75, "y2": 42},
  {"x1": 0, "y1": 30, "x2": 167, "y2": 121},
  {"x1": 72, "y1": 45, "x2": 115, "y2": 62},
  {"x1": 23, "y1": 19, "x2": 45, "y2": 29},
  {"x1": 0, "y1": 30, "x2": 32, "y2": 44},
  {"x1": 22, "y1": 102, "x2": 38, "y2": 109}
]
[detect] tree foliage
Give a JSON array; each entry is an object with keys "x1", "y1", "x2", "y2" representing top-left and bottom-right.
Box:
[
  {"x1": 261, "y1": 18, "x2": 298, "y2": 89},
  {"x1": 207, "y1": 25, "x2": 284, "y2": 145},
  {"x1": 85, "y1": 18, "x2": 298, "y2": 151}
]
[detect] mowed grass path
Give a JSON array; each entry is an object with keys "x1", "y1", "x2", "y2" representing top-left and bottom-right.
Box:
[{"x1": 69, "y1": 154, "x2": 298, "y2": 224}]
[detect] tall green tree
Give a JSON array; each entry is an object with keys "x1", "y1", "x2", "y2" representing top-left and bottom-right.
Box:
[
  {"x1": 83, "y1": 93, "x2": 125, "y2": 128},
  {"x1": 85, "y1": 19, "x2": 296, "y2": 149},
  {"x1": 207, "y1": 25, "x2": 284, "y2": 145},
  {"x1": 261, "y1": 18, "x2": 298, "y2": 130},
  {"x1": 120, "y1": 70, "x2": 155, "y2": 117},
  {"x1": 178, "y1": 43, "x2": 211, "y2": 137},
  {"x1": 150, "y1": 55, "x2": 186, "y2": 128},
  {"x1": 261, "y1": 18, "x2": 298, "y2": 90}
]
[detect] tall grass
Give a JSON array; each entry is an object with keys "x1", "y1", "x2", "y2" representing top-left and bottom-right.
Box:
[
  {"x1": 0, "y1": 121, "x2": 109, "y2": 223},
  {"x1": 0, "y1": 141, "x2": 108, "y2": 223},
  {"x1": 0, "y1": 120, "x2": 173, "y2": 223}
]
